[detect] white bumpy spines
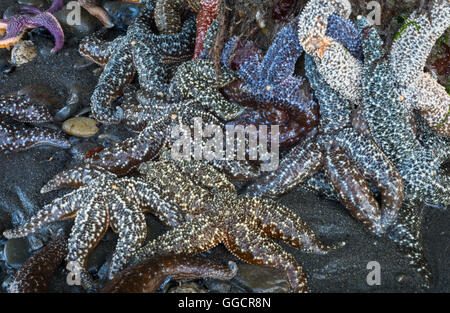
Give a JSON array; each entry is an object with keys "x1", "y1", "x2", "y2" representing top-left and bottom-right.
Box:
[
  {"x1": 415, "y1": 72, "x2": 450, "y2": 132},
  {"x1": 297, "y1": 0, "x2": 352, "y2": 53},
  {"x1": 389, "y1": 0, "x2": 450, "y2": 135},
  {"x1": 297, "y1": 0, "x2": 362, "y2": 103},
  {"x1": 315, "y1": 40, "x2": 362, "y2": 103},
  {"x1": 389, "y1": 0, "x2": 450, "y2": 86}
]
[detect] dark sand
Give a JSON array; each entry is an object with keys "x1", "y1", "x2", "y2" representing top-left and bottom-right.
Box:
[{"x1": 0, "y1": 0, "x2": 448, "y2": 293}]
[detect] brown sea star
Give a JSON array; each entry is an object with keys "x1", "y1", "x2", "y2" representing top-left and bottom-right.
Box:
[
  {"x1": 9, "y1": 234, "x2": 68, "y2": 293},
  {"x1": 102, "y1": 255, "x2": 237, "y2": 293},
  {"x1": 0, "y1": 91, "x2": 70, "y2": 153},
  {"x1": 131, "y1": 158, "x2": 344, "y2": 293},
  {"x1": 3, "y1": 165, "x2": 151, "y2": 288}
]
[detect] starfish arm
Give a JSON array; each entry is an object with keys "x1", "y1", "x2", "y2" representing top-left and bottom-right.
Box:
[
  {"x1": 134, "y1": 218, "x2": 225, "y2": 262},
  {"x1": 246, "y1": 196, "x2": 344, "y2": 253},
  {"x1": 334, "y1": 128, "x2": 404, "y2": 229},
  {"x1": 261, "y1": 24, "x2": 303, "y2": 86},
  {"x1": 324, "y1": 145, "x2": 384, "y2": 235},
  {"x1": 304, "y1": 54, "x2": 353, "y2": 131},
  {"x1": 0, "y1": 121, "x2": 70, "y2": 153},
  {"x1": 18, "y1": 6, "x2": 43, "y2": 15},
  {"x1": 79, "y1": 29, "x2": 115, "y2": 67},
  {"x1": 40, "y1": 165, "x2": 117, "y2": 193},
  {"x1": 78, "y1": 0, "x2": 114, "y2": 28},
  {"x1": 102, "y1": 255, "x2": 237, "y2": 293},
  {"x1": 154, "y1": 0, "x2": 185, "y2": 34},
  {"x1": 0, "y1": 21, "x2": 26, "y2": 49},
  {"x1": 414, "y1": 72, "x2": 450, "y2": 136},
  {"x1": 9, "y1": 235, "x2": 68, "y2": 293},
  {"x1": 153, "y1": 16, "x2": 196, "y2": 58},
  {"x1": 170, "y1": 60, "x2": 243, "y2": 121},
  {"x1": 195, "y1": 87, "x2": 244, "y2": 121},
  {"x1": 416, "y1": 115, "x2": 450, "y2": 163},
  {"x1": 246, "y1": 138, "x2": 324, "y2": 197},
  {"x1": 302, "y1": 171, "x2": 339, "y2": 200},
  {"x1": 234, "y1": 54, "x2": 262, "y2": 87},
  {"x1": 389, "y1": 1, "x2": 450, "y2": 86},
  {"x1": 132, "y1": 44, "x2": 170, "y2": 97},
  {"x1": 313, "y1": 40, "x2": 362, "y2": 103},
  {"x1": 46, "y1": 0, "x2": 65, "y2": 14},
  {"x1": 85, "y1": 115, "x2": 169, "y2": 175},
  {"x1": 91, "y1": 40, "x2": 135, "y2": 123},
  {"x1": 358, "y1": 17, "x2": 448, "y2": 208},
  {"x1": 2, "y1": 187, "x2": 87, "y2": 238},
  {"x1": 0, "y1": 93, "x2": 53, "y2": 123},
  {"x1": 387, "y1": 204, "x2": 432, "y2": 287},
  {"x1": 208, "y1": 159, "x2": 260, "y2": 182},
  {"x1": 224, "y1": 223, "x2": 309, "y2": 293},
  {"x1": 297, "y1": 0, "x2": 351, "y2": 55},
  {"x1": 128, "y1": 178, "x2": 186, "y2": 227},
  {"x1": 193, "y1": 0, "x2": 218, "y2": 59},
  {"x1": 325, "y1": 13, "x2": 363, "y2": 60},
  {"x1": 66, "y1": 196, "x2": 109, "y2": 275},
  {"x1": 27, "y1": 12, "x2": 64, "y2": 53},
  {"x1": 108, "y1": 197, "x2": 147, "y2": 279},
  {"x1": 169, "y1": 159, "x2": 236, "y2": 193},
  {"x1": 138, "y1": 159, "x2": 215, "y2": 215}
]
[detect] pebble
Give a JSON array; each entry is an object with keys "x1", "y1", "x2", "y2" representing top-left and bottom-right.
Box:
[
  {"x1": 62, "y1": 117, "x2": 99, "y2": 138},
  {"x1": 11, "y1": 40, "x2": 38, "y2": 66},
  {"x1": 4, "y1": 238, "x2": 31, "y2": 269},
  {"x1": 54, "y1": 3, "x2": 102, "y2": 40},
  {"x1": 232, "y1": 264, "x2": 289, "y2": 293},
  {"x1": 54, "y1": 83, "x2": 83, "y2": 122},
  {"x1": 103, "y1": 1, "x2": 142, "y2": 30}
]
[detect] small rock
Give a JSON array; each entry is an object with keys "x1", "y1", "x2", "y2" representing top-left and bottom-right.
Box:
[
  {"x1": 62, "y1": 117, "x2": 99, "y2": 138},
  {"x1": 11, "y1": 40, "x2": 38, "y2": 66},
  {"x1": 103, "y1": 1, "x2": 142, "y2": 29},
  {"x1": 54, "y1": 83, "x2": 83, "y2": 122},
  {"x1": 4, "y1": 238, "x2": 31, "y2": 269},
  {"x1": 54, "y1": 3, "x2": 102, "y2": 39},
  {"x1": 17, "y1": 0, "x2": 45, "y2": 8},
  {"x1": 232, "y1": 264, "x2": 290, "y2": 293},
  {"x1": 168, "y1": 281, "x2": 209, "y2": 293}
]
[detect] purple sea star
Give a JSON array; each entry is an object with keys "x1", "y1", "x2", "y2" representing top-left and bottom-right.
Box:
[{"x1": 0, "y1": 0, "x2": 64, "y2": 53}]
